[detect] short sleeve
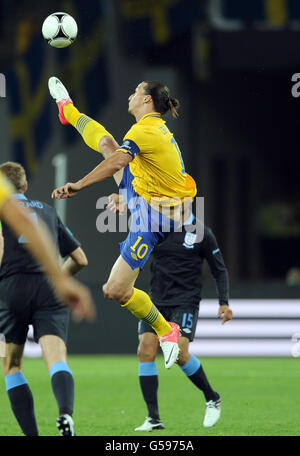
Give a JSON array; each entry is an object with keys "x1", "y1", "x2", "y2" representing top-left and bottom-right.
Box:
[
  {"x1": 57, "y1": 216, "x2": 81, "y2": 258},
  {"x1": 118, "y1": 124, "x2": 150, "y2": 158}
]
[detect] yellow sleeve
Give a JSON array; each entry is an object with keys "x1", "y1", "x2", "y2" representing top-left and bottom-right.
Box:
[
  {"x1": 0, "y1": 171, "x2": 14, "y2": 211},
  {"x1": 117, "y1": 125, "x2": 152, "y2": 158}
]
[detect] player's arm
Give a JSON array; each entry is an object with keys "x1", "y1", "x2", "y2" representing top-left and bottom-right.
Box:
[
  {"x1": 0, "y1": 197, "x2": 95, "y2": 321},
  {"x1": 99, "y1": 136, "x2": 124, "y2": 186},
  {"x1": 52, "y1": 151, "x2": 132, "y2": 200},
  {"x1": 56, "y1": 215, "x2": 88, "y2": 276},
  {"x1": 201, "y1": 228, "x2": 232, "y2": 324},
  {"x1": 61, "y1": 247, "x2": 88, "y2": 276}
]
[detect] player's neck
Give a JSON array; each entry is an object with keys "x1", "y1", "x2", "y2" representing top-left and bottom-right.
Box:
[{"x1": 134, "y1": 106, "x2": 157, "y2": 122}]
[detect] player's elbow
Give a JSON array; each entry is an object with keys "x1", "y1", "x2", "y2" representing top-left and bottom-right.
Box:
[
  {"x1": 77, "y1": 254, "x2": 88, "y2": 268},
  {"x1": 99, "y1": 136, "x2": 119, "y2": 155},
  {"x1": 71, "y1": 247, "x2": 88, "y2": 268},
  {"x1": 113, "y1": 152, "x2": 131, "y2": 172}
]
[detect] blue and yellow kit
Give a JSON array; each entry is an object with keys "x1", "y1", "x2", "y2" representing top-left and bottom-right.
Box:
[
  {"x1": 117, "y1": 113, "x2": 197, "y2": 270},
  {"x1": 118, "y1": 112, "x2": 196, "y2": 205}
]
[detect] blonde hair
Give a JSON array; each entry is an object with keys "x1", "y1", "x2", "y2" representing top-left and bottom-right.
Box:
[{"x1": 0, "y1": 161, "x2": 27, "y2": 192}]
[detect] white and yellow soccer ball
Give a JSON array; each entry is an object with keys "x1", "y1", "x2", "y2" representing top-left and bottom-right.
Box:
[{"x1": 42, "y1": 12, "x2": 78, "y2": 48}]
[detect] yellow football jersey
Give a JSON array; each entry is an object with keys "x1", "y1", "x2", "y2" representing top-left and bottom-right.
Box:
[
  {"x1": 0, "y1": 170, "x2": 14, "y2": 210},
  {"x1": 118, "y1": 112, "x2": 197, "y2": 206}
]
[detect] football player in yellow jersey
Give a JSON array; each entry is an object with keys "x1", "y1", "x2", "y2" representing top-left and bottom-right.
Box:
[
  {"x1": 0, "y1": 170, "x2": 95, "y2": 321},
  {"x1": 49, "y1": 78, "x2": 197, "y2": 368}
]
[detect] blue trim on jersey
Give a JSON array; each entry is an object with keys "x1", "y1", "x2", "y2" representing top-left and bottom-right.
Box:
[
  {"x1": 213, "y1": 248, "x2": 220, "y2": 255},
  {"x1": 12, "y1": 193, "x2": 27, "y2": 200},
  {"x1": 5, "y1": 372, "x2": 28, "y2": 391},
  {"x1": 118, "y1": 165, "x2": 136, "y2": 203},
  {"x1": 120, "y1": 139, "x2": 140, "y2": 158},
  {"x1": 49, "y1": 361, "x2": 72, "y2": 379},
  {"x1": 180, "y1": 355, "x2": 201, "y2": 377},
  {"x1": 139, "y1": 361, "x2": 158, "y2": 377},
  {"x1": 141, "y1": 113, "x2": 162, "y2": 120}
]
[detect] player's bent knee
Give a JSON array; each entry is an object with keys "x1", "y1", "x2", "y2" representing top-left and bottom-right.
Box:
[
  {"x1": 102, "y1": 282, "x2": 131, "y2": 303},
  {"x1": 177, "y1": 339, "x2": 191, "y2": 365},
  {"x1": 39, "y1": 335, "x2": 67, "y2": 370},
  {"x1": 137, "y1": 342, "x2": 157, "y2": 362}
]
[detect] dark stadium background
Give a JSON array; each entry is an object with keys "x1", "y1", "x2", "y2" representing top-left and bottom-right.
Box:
[{"x1": 1, "y1": 0, "x2": 299, "y2": 354}]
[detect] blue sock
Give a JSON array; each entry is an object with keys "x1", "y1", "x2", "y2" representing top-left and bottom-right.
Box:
[
  {"x1": 139, "y1": 362, "x2": 160, "y2": 420},
  {"x1": 180, "y1": 355, "x2": 201, "y2": 377},
  {"x1": 180, "y1": 356, "x2": 219, "y2": 402},
  {"x1": 50, "y1": 361, "x2": 74, "y2": 416},
  {"x1": 5, "y1": 372, "x2": 38, "y2": 436}
]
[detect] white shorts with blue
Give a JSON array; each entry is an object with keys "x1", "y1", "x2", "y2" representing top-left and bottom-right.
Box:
[{"x1": 119, "y1": 165, "x2": 176, "y2": 270}]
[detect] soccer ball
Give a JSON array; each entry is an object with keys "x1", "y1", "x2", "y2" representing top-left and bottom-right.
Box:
[{"x1": 42, "y1": 12, "x2": 78, "y2": 48}]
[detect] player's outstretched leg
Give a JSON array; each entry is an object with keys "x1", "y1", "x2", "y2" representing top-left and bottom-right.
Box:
[
  {"x1": 158, "y1": 322, "x2": 180, "y2": 369},
  {"x1": 120, "y1": 288, "x2": 180, "y2": 369},
  {"x1": 48, "y1": 77, "x2": 73, "y2": 125},
  {"x1": 48, "y1": 77, "x2": 113, "y2": 153}
]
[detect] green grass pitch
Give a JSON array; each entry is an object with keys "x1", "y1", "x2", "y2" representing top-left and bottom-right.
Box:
[{"x1": 0, "y1": 356, "x2": 299, "y2": 436}]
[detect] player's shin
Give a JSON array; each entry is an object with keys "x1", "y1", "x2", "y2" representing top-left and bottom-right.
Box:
[
  {"x1": 5, "y1": 372, "x2": 39, "y2": 436},
  {"x1": 138, "y1": 362, "x2": 160, "y2": 420},
  {"x1": 50, "y1": 361, "x2": 74, "y2": 417},
  {"x1": 63, "y1": 104, "x2": 113, "y2": 154},
  {"x1": 180, "y1": 356, "x2": 219, "y2": 402},
  {"x1": 122, "y1": 288, "x2": 171, "y2": 336}
]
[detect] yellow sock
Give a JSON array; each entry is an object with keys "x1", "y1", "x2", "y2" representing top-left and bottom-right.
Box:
[
  {"x1": 122, "y1": 288, "x2": 172, "y2": 337},
  {"x1": 63, "y1": 104, "x2": 113, "y2": 153}
]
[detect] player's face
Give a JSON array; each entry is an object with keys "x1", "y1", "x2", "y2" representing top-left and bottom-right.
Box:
[{"x1": 128, "y1": 82, "x2": 148, "y2": 115}]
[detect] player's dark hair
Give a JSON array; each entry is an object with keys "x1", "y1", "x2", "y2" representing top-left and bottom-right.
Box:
[
  {"x1": 144, "y1": 81, "x2": 180, "y2": 118},
  {"x1": 0, "y1": 161, "x2": 27, "y2": 192}
]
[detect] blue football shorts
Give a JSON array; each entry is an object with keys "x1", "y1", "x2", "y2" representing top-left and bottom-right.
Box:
[{"x1": 119, "y1": 165, "x2": 177, "y2": 270}]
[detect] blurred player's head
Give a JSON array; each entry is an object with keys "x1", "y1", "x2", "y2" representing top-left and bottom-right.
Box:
[
  {"x1": 128, "y1": 81, "x2": 179, "y2": 120},
  {"x1": 0, "y1": 161, "x2": 28, "y2": 193}
]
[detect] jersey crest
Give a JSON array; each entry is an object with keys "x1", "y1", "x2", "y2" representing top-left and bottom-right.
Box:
[{"x1": 183, "y1": 232, "x2": 197, "y2": 249}]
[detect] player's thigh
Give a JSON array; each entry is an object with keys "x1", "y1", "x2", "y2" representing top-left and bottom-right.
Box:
[
  {"x1": 32, "y1": 275, "x2": 70, "y2": 346},
  {"x1": 137, "y1": 331, "x2": 159, "y2": 361},
  {"x1": 0, "y1": 275, "x2": 32, "y2": 347},
  {"x1": 2, "y1": 343, "x2": 25, "y2": 375},
  {"x1": 39, "y1": 335, "x2": 67, "y2": 371},
  {"x1": 103, "y1": 255, "x2": 140, "y2": 302}
]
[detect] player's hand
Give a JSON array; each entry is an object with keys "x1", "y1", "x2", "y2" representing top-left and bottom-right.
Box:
[
  {"x1": 52, "y1": 274, "x2": 96, "y2": 322},
  {"x1": 107, "y1": 193, "x2": 127, "y2": 214},
  {"x1": 51, "y1": 182, "x2": 82, "y2": 200},
  {"x1": 217, "y1": 305, "x2": 233, "y2": 324}
]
